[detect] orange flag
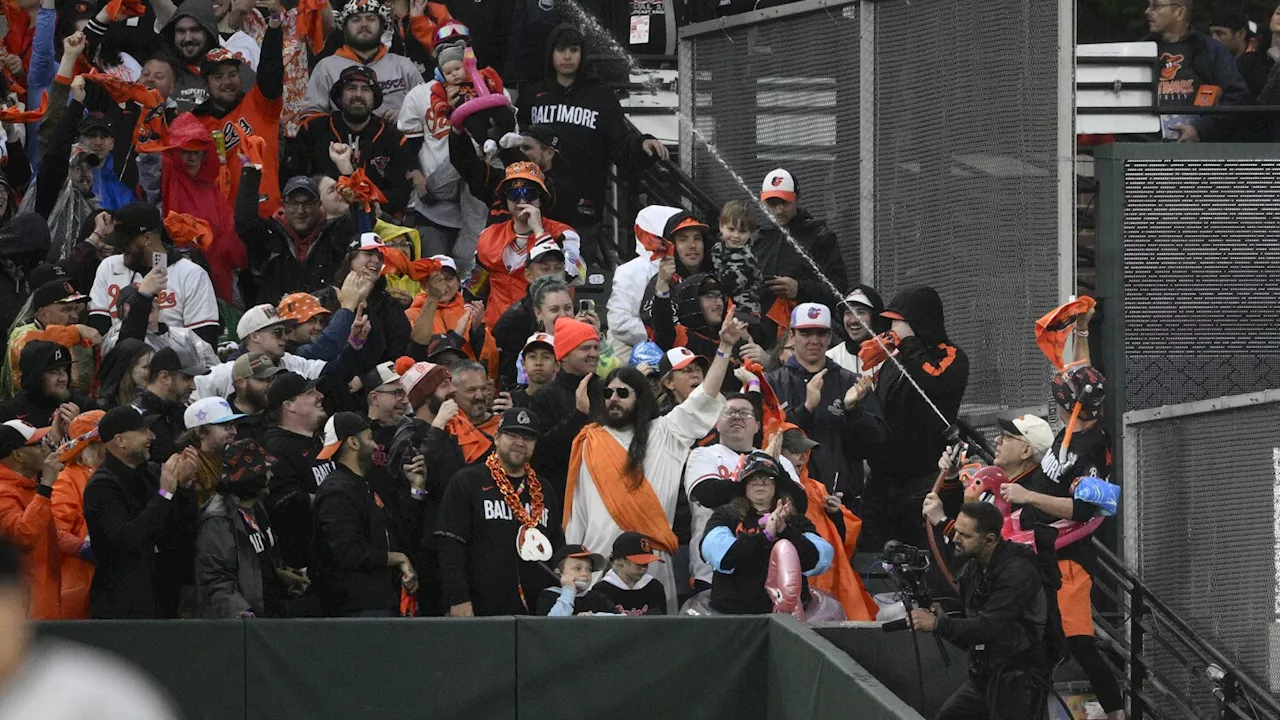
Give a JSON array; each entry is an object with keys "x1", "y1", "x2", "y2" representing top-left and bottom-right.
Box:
[
  {"x1": 164, "y1": 212, "x2": 213, "y2": 251},
  {"x1": 336, "y1": 168, "x2": 388, "y2": 211},
  {"x1": 744, "y1": 358, "x2": 785, "y2": 445},
  {"x1": 295, "y1": 0, "x2": 330, "y2": 54},
  {"x1": 1034, "y1": 296, "x2": 1096, "y2": 371},
  {"x1": 380, "y1": 246, "x2": 443, "y2": 281},
  {"x1": 0, "y1": 92, "x2": 47, "y2": 123},
  {"x1": 103, "y1": 0, "x2": 145, "y2": 20}
]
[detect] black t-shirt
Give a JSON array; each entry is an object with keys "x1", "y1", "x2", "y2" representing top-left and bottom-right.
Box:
[
  {"x1": 261, "y1": 426, "x2": 331, "y2": 569},
  {"x1": 1017, "y1": 424, "x2": 1112, "y2": 566},
  {"x1": 241, "y1": 505, "x2": 283, "y2": 617},
  {"x1": 534, "y1": 587, "x2": 620, "y2": 616},
  {"x1": 1158, "y1": 41, "x2": 1202, "y2": 108}
]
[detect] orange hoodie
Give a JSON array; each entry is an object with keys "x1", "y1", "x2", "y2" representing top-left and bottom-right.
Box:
[
  {"x1": 51, "y1": 463, "x2": 94, "y2": 619},
  {"x1": 0, "y1": 464, "x2": 61, "y2": 619},
  {"x1": 405, "y1": 292, "x2": 500, "y2": 378}
]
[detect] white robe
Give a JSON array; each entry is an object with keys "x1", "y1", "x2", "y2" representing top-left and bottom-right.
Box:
[{"x1": 565, "y1": 385, "x2": 725, "y2": 613}]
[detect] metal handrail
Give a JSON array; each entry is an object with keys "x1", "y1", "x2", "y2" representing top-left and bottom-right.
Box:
[{"x1": 1091, "y1": 538, "x2": 1280, "y2": 719}]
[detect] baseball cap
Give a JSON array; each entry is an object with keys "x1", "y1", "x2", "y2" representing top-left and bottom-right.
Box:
[
  {"x1": 32, "y1": 280, "x2": 86, "y2": 309},
  {"x1": 761, "y1": 168, "x2": 796, "y2": 202},
  {"x1": 521, "y1": 332, "x2": 555, "y2": 357},
  {"x1": 497, "y1": 407, "x2": 539, "y2": 438},
  {"x1": 238, "y1": 304, "x2": 295, "y2": 340},
  {"x1": 277, "y1": 292, "x2": 330, "y2": 324},
  {"x1": 657, "y1": 347, "x2": 708, "y2": 377},
  {"x1": 282, "y1": 176, "x2": 320, "y2": 200},
  {"x1": 550, "y1": 544, "x2": 607, "y2": 573},
  {"x1": 184, "y1": 397, "x2": 246, "y2": 430},
  {"x1": 790, "y1": 302, "x2": 832, "y2": 330},
  {"x1": 0, "y1": 420, "x2": 50, "y2": 458},
  {"x1": 996, "y1": 414, "x2": 1055, "y2": 457},
  {"x1": 1209, "y1": 8, "x2": 1249, "y2": 31},
  {"x1": 78, "y1": 110, "x2": 112, "y2": 136},
  {"x1": 427, "y1": 333, "x2": 466, "y2": 361},
  {"x1": 98, "y1": 405, "x2": 159, "y2": 443},
  {"x1": 20, "y1": 341, "x2": 72, "y2": 371},
  {"x1": 233, "y1": 351, "x2": 284, "y2": 381},
  {"x1": 201, "y1": 47, "x2": 245, "y2": 74},
  {"x1": 528, "y1": 238, "x2": 565, "y2": 264},
  {"x1": 361, "y1": 359, "x2": 403, "y2": 391},
  {"x1": 429, "y1": 254, "x2": 458, "y2": 275},
  {"x1": 266, "y1": 372, "x2": 321, "y2": 413},
  {"x1": 781, "y1": 427, "x2": 819, "y2": 454},
  {"x1": 522, "y1": 124, "x2": 560, "y2": 150},
  {"x1": 611, "y1": 531, "x2": 663, "y2": 565},
  {"x1": 219, "y1": 438, "x2": 278, "y2": 485},
  {"x1": 350, "y1": 232, "x2": 385, "y2": 252},
  {"x1": 106, "y1": 202, "x2": 163, "y2": 249},
  {"x1": 841, "y1": 289, "x2": 873, "y2": 310},
  {"x1": 149, "y1": 347, "x2": 209, "y2": 377},
  {"x1": 28, "y1": 264, "x2": 70, "y2": 289},
  {"x1": 316, "y1": 411, "x2": 371, "y2": 460}
]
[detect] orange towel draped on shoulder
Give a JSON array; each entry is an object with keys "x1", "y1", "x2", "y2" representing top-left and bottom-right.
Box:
[{"x1": 564, "y1": 424, "x2": 678, "y2": 553}]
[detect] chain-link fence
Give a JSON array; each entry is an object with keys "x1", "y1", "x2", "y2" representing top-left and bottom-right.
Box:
[
  {"x1": 681, "y1": 0, "x2": 1067, "y2": 418},
  {"x1": 1123, "y1": 394, "x2": 1280, "y2": 715}
]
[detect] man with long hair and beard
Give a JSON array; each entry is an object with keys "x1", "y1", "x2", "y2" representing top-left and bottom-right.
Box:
[
  {"x1": 564, "y1": 312, "x2": 747, "y2": 613},
  {"x1": 312, "y1": 412, "x2": 417, "y2": 617}
]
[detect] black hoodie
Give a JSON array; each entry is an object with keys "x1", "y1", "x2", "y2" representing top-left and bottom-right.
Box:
[
  {"x1": 0, "y1": 342, "x2": 91, "y2": 427},
  {"x1": 869, "y1": 286, "x2": 969, "y2": 480},
  {"x1": 0, "y1": 213, "x2": 52, "y2": 340},
  {"x1": 516, "y1": 23, "x2": 654, "y2": 212},
  {"x1": 835, "y1": 283, "x2": 888, "y2": 352}
]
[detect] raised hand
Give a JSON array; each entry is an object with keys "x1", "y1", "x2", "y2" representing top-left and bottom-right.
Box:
[{"x1": 804, "y1": 368, "x2": 828, "y2": 412}]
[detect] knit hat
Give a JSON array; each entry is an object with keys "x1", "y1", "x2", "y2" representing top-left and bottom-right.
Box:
[
  {"x1": 553, "y1": 316, "x2": 598, "y2": 361},
  {"x1": 56, "y1": 409, "x2": 104, "y2": 463},
  {"x1": 436, "y1": 43, "x2": 465, "y2": 68},
  {"x1": 401, "y1": 360, "x2": 450, "y2": 410}
]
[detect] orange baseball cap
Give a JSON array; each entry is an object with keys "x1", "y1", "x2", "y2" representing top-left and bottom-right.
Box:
[{"x1": 277, "y1": 293, "x2": 331, "y2": 324}]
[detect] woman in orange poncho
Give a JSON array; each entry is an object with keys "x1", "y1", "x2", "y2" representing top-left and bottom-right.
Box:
[
  {"x1": 779, "y1": 423, "x2": 878, "y2": 621},
  {"x1": 50, "y1": 410, "x2": 106, "y2": 619},
  {"x1": 156, "y1": 112, "x2": 246, "y2": 302}
]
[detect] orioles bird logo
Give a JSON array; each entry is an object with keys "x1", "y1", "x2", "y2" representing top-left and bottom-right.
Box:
[
  {"x1": 807, "y1": 306, "x2": 821, "y2": 319},
  {"x1": 639, "y1": 537, "x2": 652, "y2": 553},
  {"x1": 1159, "y1": 53, "x2": 1184, "y2": 81},
  {"x1": 771, "y1": 176, "x2": 784, "y2": 187}
]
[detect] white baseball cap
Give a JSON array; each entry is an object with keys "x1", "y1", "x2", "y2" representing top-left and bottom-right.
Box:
[
  {"x1": 996, "y1": 415, "x2": 1055, "y2": 457},
  {"x1": 184, "y1": 397, "x2": 246, "y2": 430},
  {"x1": 790, "y1": 302, "x2": 832, "y2": 330},
  {"x1": 351, "y1": 232, "x2": 385, "y2": 252},
  {"x1": 842, "y1": 289, "x2": 873, "y2": 309},
  {"x1": 761, "y1": 168, "x2": 796, "y2": 202},
  {"x1": 364, "y1": 360, "x2": 404, "y2": 390},
  {"x1": 237, "y1": 303, "x2": 294, "y2": 339},
  {"x1": 522, "y1": 332, "x2": 555, "y2": 356},
  {"x1": 429, "y1": 254, "x2": 458, "y2": 274},
  {"x1": 658, "y1": 346, "x2": 708, "y2": 376},
  {"x1": 529, "y1": 238, "x2": 566, "y2": 264}
]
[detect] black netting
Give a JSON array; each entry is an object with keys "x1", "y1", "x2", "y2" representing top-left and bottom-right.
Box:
[
  {"x1": 687, "y1": 4, "x2": 861, "y2": 280},
  {"x1": 872, "y1": 0, "x2": 1060, "y2": 416},
  {"x1": 1130, "y1": 404, "x2": 1280, "y2": 715},
  {"x1": 1120, "y1": 159, "x2": 1280, "y2": 412}
]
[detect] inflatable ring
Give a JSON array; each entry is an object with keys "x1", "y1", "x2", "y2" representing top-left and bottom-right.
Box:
[{"x1": 679, "y1": 589, "x2": 846, "y2": 621}]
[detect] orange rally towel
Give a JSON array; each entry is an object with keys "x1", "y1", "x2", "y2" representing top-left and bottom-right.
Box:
[
  {"x1": 1035, "y1": 296, "x2": 1096, "y2": 371},
  {"x1": 381, "y1": 246, "x2": 443, "y2": 281},
  {"x1": 164, "y1": 212, "x2": 213, "y2": 251},
  {"x1": 766, "y1": 297, "x2": 796, "y2": 339},
  {"x1": 0, "y1": 91, "x2": 46, "y2": 123},
  {"x1": 295, "y1": 0, "x2": 330, "y2": 54},
  {"x1": 744, "y1": 358, "x2": 785, "y2": 444},
  {"x1": 858, "y1": 331, "x2": 900, "y2": 369},
  {"x1": 239, "y1": 134, "x2": 267, "y2": 168},
  {"x1": 564, "y1": 424, "x2": 678, "y2": 553},
  {"x1": 336, "y1": 168, "x2": 388, "y2": 211},
  {"x1": 103, "y1": 0, "x2": 145, "y2": 20},
  {"x1": 445, "y1": 413, "x2": 493, "y2": 464}
]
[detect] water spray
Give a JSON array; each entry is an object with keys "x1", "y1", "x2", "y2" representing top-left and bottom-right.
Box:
[{"x1": 557, "y1": 0, "x2": 953, "y2": 429}]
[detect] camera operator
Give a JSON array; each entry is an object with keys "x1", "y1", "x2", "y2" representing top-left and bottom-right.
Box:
[{"x1": 910, "y1": 502, "x2": 1049, "y2": 720}]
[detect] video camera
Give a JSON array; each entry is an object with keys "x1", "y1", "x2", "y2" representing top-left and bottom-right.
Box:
[{"x1": 881, "y1": 541, "x2": 950, "y2": 667}]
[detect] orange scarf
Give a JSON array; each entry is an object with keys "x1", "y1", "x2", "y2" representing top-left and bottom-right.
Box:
[
  {"x1": 564, "y1": 424, "x2": 678, "y2": 553},
  {"x1": 445, "y1": 413, "x2": 495, "y2": 463}
]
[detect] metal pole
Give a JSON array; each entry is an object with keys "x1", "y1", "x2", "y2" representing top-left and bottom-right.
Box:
[
  {"x1": 1131, "y1": 586, "x2": 1146, "y2": 720},
  {"x1": 1057, "y1": 0, "x2": 1076, "y2": 303},
  {"x1": 858, "y1": 0, "x2": 875, "y2": 285}
]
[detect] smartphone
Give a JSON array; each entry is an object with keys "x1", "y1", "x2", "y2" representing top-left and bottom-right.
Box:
[
  {"x1": 152, "y1": 252, "x2": 167, "y2": 271},
  {"x1": 578, "y1": 299, "x2": 595, "y2": 314}
]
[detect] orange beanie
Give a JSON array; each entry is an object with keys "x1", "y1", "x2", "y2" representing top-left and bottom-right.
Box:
[{"x1": 554, "y1": 317, "x2": 599, "y2": 361}]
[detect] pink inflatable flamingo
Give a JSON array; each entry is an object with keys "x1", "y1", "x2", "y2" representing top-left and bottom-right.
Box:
[
  {"x1": 962, "y1": 465, "x2": 1105, "y2": 550},
  {"x1": 449, "y1": 47, "x2": 513, "y2": 129}
]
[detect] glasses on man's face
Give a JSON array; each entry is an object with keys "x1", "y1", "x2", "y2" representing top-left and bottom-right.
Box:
[
  {"x1": 603, "y1": 387, "x2": 631, "y2": 399},
  {"x1": 267, "y1": 327, "x2": 287, "y2": 338},
  {"x1": 284, "y1": 199, "x2": 319, "y2": 210},
  {"x1": 373, "y1": 389, "x2": 407, "y2": 400},
  {"x1": 1146, "y1": 1, "x2": 1177, "y2": 9},
  {"x1": 721, "y1": 409, "x2": 755, "y2": 420}
]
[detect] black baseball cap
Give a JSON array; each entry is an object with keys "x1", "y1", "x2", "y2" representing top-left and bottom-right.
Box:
[
  {"x1": 780, "y1": 427, "x2": 819, "y2": 454},
  {"x1": 1209, "y1": 8, "x2": 1249, "y2": 32},
  {"x1": 0, "y1": 420, "x2": 50, "y2": 459},
  {"x1": 150, "y1": 347, "x2": 209, "y2": 377},
  {"x1": 427, "y1": 333, "x2": 466, "y2": 361},
  {"x1": 78, "y1": 110, "x2": 111, "y2": 136},
  {"x1": 610, "y1": 531, "x2": 662, "y2": 565},
  {"x1": 497, "y1": 407, "x2": 538, "y2": 438},
  {"x1": 20, "y1": 341, "x2": 72, "y2": 371},
  {"x1": 550, "y1": 544, "x2": 607, "y2": 572},
  {"x1": 32, "y1": 280, "x2": 86, "y2": 309},
  {"x1": 282, "y1": 176, "x2": 320, "y2": 200},
  {"x1": 28, "y1": 263, "x2": 70, "y2": 289},
  {"x1": 98, "y1": 405, "x2": 159, "y2": 443},
  {"x1": 106, "y1": 202, "x2": 163, "y2": 249},
  {"x1": 317, "y1": 411, "x2": 370, "y2": 460},
  {"x1": 267, "y1": 371, "x2": 321, "y2": 412},
  {"x1": 522, "y1": 124, "x2": 560, "y2": 151}
]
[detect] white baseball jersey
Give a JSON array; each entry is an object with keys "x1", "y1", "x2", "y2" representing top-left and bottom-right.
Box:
[{"x1": 88, "y1": 256, "x2": 219, "y2": 333}]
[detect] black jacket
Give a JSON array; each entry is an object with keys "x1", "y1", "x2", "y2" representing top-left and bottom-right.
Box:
[
  {"x1": 0, "y1": 213, "x2": 52, "y2": 340},
  {"x1": 83, "y1": 453, "x2": 197, "y2": 618},
  {"x1": 703, "y1": 497, "x2": 820, "y2": 615},
  {"x1": 285, "y1": 114, "x2": 416, "y2": 214},
  {"x1": 195, "y1": 495, "x2": 284, "y2": 618},
  {"x1": 529, "y1": 369, "x2": 603, "y2": 499},
  {"x1": 134, "y1": 390, "x2": 186, "y2": 465},
  {"x1": 234, "y1": 166, "x2": 357, "y2": 304},
  {"x1": 435, "y1": 461, "x2": 564, "y2": 615},
  {"x1": 260, "y1": 426, "x2": 328, "y2": 570},
  {"x1": 758, "y1": 208, "x2": 846, "y2": 293},
  {"x1": 493, "y1": 295, "x2": 536, "y2": 389},
  {"x1": 869, "y1": 287, "x2": 968, "y2": 480},
  {"x1": 935, "y1": 541, "x2": 1048, "y2": 678},
  {"x1": 516, "y1": 23, "x2": 654, "y2": 210},
  {"x1": 766, "y1": 357, "x2": 889, "y2": 502},
  {"x1": 1149, "y1": 30, "x2": 1252, "y2": 141},
  {"x1": 752, "y1": 221, "x2": 842, "y2": 339},
  {"x1": 311, "y1": 464, "x2": 400, "y2": 616}
]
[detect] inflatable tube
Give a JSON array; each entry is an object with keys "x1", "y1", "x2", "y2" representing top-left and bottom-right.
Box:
[
  {"x1": 1006, "y1": 513, "x2": 1105, "y2": 550},
  {"x1": 766, "y1": 539, "x2": 805, "y2": 621},
  {"x1": 679, "y1": 588, "x2": 846, "y2": 621}
]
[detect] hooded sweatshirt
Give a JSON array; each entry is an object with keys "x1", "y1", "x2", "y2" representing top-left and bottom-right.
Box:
[
  {"x1": 52, "y1": 461, "x2": 96, "y2": 619},
  {"x1": 869, "y1": 286, "x2": 968, "y2": 480},
  {"x1": 302, "y1": 44, "x2": 425, "y2": 118},
  {"x1": 97, "y1": 339, "x2": 151, "y2": 410},
  {"x1": 160, "y1": 113, "x2": 246, "y2": 302},
  {"x1": 0, "y1": 346, "x2": 92, "y2": 428},
  {"x1": 160, "y1": 0, "x2": 222, "y2": 113},
  {"x1": 517, "y1": 23, "x2": 654, "y2": 211},
  {"x1": 0, "y1": 463, "x2": 61, "y2": 619},
  {"x1": 0, "y1": 213, "x2": 52, "y2": 337},
  {"x1": 826, "y1": 283, "x2": 887, "y2": 375}
]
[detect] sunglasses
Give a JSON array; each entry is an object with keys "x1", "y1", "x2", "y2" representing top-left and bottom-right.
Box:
[
  {"x1": 507, "y1": 185, "x2": 540, "y2": 204},
  {"x1": 267, "y1": 327, "x2": 287, "y2": 338},
  {"x1": 603, "y1": 387, "x2": 631, "y2": 400}
]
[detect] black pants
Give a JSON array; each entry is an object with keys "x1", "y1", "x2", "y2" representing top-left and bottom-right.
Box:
[
  {"x1": 937, "y1": 673, "x2": 1046, "y2": 720},
  {"x1": 859, "y1": 471, "x2": 935, "y2": 553}
]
